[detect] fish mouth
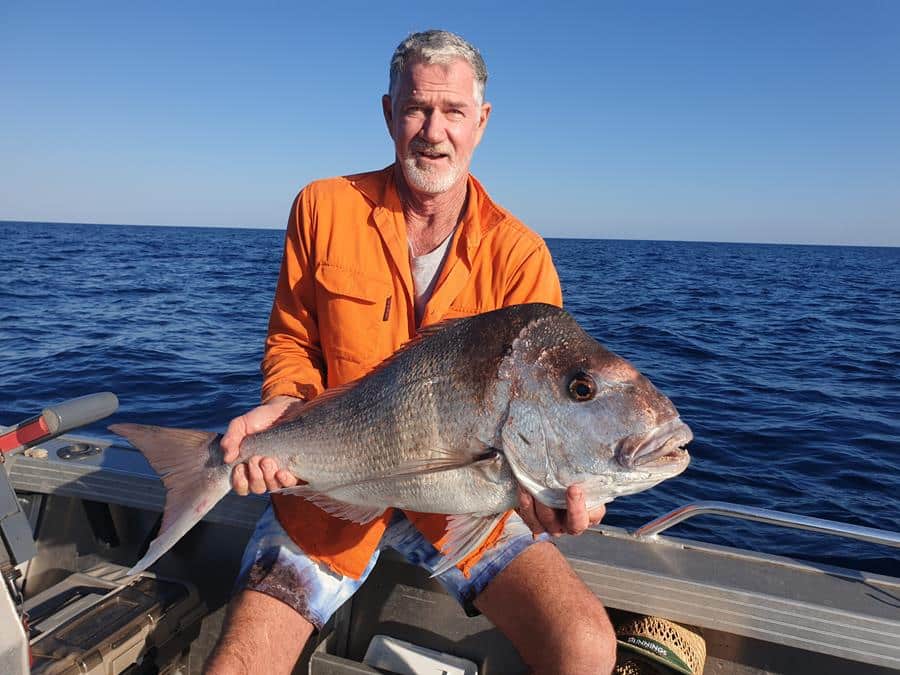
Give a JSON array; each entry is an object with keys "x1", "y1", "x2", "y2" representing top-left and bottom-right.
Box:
[{"x1": 616, "y1": 418, "x2": 693, "y2": 470}]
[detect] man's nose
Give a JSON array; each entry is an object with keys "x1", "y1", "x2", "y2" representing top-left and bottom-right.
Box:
[{"x1": 419, "y1": 111, "x2": 448, "y2": 143}]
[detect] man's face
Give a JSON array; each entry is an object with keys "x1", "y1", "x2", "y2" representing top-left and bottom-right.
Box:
[{"x1": 383, "y1": 58, "x2": 491, "y2": 195}]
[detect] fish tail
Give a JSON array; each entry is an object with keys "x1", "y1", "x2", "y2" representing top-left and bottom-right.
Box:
[{"x1": 109, "y1": 423, "x2": 233, "y2": 573}]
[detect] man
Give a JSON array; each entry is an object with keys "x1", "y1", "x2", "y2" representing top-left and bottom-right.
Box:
[{"x1": 205, "y1": 30, "x2": 617, "y2": 675}]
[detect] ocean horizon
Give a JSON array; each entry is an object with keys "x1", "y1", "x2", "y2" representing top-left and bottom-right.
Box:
[{"x1": 3, "y1": 219, "x2": 896, "y2": 249}]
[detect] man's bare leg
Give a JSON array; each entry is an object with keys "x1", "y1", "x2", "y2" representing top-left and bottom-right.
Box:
[
  {"x1": 204, "y1": 590, "x2": 315, "y2": 675},
  {"x1": 474, "y1": 541, "x2": 617, "y2": 675}
]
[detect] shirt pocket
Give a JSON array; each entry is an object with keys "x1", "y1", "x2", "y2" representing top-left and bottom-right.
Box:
[{"x1": 314, "y1": 262, "x2": 393, "y2": 366}]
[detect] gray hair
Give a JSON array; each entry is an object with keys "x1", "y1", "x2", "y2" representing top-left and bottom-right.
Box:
[{"x1": 389, "y1": 30, "x2": 488, "y2": 105}]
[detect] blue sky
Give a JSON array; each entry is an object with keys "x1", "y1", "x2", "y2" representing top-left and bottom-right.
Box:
[{"x1": 2, "y1": 1, "x2": 898, "y2": 245}]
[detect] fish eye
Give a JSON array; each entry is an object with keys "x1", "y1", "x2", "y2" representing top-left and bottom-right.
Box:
[{"x1": 567, "y1": 372, "x2": 596, "y2": 402}]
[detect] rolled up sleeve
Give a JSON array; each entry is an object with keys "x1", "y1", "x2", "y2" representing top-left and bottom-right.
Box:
[{"x1": 261, "y1": 191, "x2": 327, "y2": 403}]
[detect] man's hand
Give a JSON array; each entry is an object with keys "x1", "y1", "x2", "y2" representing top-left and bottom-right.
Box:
[
  {"x1": 222, "y1": 395, "x2": 305, "y2": 496},
  {"x1": 516, "y1": 485, "x2": 605, "y2": 537}
]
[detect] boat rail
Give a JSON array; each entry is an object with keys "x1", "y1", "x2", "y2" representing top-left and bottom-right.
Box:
[{"x1": 633, "y1": 500, "x2": 900, "y2": 548}]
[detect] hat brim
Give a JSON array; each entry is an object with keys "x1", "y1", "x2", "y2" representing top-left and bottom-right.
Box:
[{"x1": 617, "y1": 634, "x2": 694, "y2": 675}]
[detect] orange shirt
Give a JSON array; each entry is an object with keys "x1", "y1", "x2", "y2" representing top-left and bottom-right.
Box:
[{"x1": 264, "y1": 165, "x2": 562, "y2": 579}]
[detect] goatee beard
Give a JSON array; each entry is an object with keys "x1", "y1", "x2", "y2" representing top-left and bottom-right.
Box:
[
  {"x1": 401, "y1": 141, "x2": 462, "y2": 195},
  {"x1": 401, "y1": 156, "x2": 463, "y2": 194}
]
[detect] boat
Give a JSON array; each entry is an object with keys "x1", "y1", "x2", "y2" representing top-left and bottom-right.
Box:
[{"x1": 1, "y1": 393, "x2": 898, "y2": 674}]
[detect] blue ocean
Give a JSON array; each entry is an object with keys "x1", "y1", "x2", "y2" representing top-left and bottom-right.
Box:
[{"x1": 2, "y1": 221, "x2": 898, "y2": 576}]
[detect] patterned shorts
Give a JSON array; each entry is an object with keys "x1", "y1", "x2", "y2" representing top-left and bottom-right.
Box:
[{"x1": 235, "y1": 504, "x2": 547, "y2": 629}]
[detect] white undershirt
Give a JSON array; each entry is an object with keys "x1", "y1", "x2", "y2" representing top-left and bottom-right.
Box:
[{"x1": 410, "y1": 231, "x2": 455, "y2": 326}]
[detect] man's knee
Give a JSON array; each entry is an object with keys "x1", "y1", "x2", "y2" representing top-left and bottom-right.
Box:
[
  {"x1": 518, "y1": 593, "x2": 615, "y2": 675},
  {"x1": 550, "y1": 605, "x2": 617, "y2": 675},
  {"x1": 474, "y1": 542, "x2": 617, "y2": 674},
  {"x1": 205, "y1": 589, "x2": 315, "y2": 675}
]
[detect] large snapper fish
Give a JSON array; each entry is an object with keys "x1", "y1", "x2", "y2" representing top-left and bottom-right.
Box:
[{"x1": 111, "y1": 303, "x2": 691, "y2": 575}]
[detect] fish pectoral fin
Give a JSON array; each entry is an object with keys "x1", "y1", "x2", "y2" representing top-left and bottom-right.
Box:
[
  {"x1": 430, "y1": 512, "x2": 506, "y2": 578},
  {"x1": 271, "y1": 484, "x2": 385, "y2": 524},
  {"x1": 387, "y1": 445, "x2": 482, "y2": 476},
  {"x1": 300, "y1": 448, "x2": 485, "y2": 494}
]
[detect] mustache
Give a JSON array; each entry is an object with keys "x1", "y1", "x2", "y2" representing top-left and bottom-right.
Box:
[{"x1": 409, "y1": 139, "x2": 454, "y2": 157}]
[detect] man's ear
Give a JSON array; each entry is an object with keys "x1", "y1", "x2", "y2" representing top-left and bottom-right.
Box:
[
  {"x1": 382, "y1": 94, "x2": 394, "y2": 139},
  {"x1": 474, "y1": 102, "x2": 492, "y2": 146}
]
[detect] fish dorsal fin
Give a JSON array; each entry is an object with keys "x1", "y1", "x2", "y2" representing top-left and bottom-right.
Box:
[
  {"x1": 270, "y1": 399, "x2": 308, "y2": 427},
  {"x1": 430, "y1": 512, "x2": 506, "y2": 577},
  {"x1": 286, "y1": 378, "x2": 359, "y2": 414},
  {"x1": 416, "y1": 315, "x2": 469, "y2": 338}
]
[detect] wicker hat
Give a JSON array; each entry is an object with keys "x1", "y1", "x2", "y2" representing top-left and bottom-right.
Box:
[{"x1": 614, "y1": 616, "x2": 706, "y2": 675}]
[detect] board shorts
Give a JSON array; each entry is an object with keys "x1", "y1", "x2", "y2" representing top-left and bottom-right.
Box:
[{"x1": 235, "y1": 504, "x2": 548, "y2": 629}]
